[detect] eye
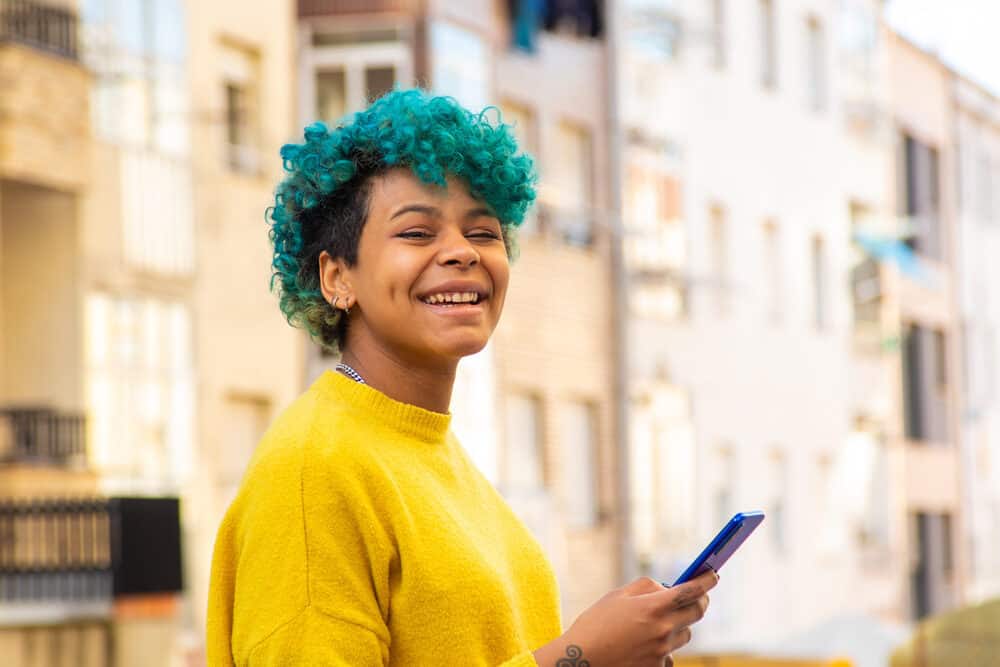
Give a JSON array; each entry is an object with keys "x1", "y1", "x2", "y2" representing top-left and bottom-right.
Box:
[
  {"x1": 468, "y1": 231, "x2": 501, "y2": 240},
  {"x1": 397, "y1": 230, "x2": 433, "y2": 240}
]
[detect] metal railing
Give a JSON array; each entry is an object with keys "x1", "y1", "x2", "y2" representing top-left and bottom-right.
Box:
[
  {"x1": 0, "y1": 498, "x2": 112, "y2": 602},
  {"x1": 298, "y1": 0, "x2": 413, "y2": 17},
  {"x1": 0, "y1": 0, "x2": 79, "y2": 60},
  {"x1": 0, "y1": 496, "x2": 182, "y2": 604},
  {"x1": 0, "y1": 407, "x2": 86, "y2": 465}
]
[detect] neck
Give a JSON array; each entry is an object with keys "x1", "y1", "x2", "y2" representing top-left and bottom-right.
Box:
[{"x1": 339, "y1": 339, "x2": 457, "y2": 415}]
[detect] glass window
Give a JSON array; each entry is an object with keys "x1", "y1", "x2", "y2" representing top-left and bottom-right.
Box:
[
  {"x1": 561, "y1": 401, "x2": 599, "y2": 529},
  {"x1": 709, "y1": 205, "x2": 729, "y2": 315},
  {"x1": 221, "y1": 42, "x2": 260, "y2": 173},
  {"x1": 316, "y1": 69, "x2": 347, "y2": 122},
  {"x1": 712, "y1": 0, "x2": 726, "y2": 68},
  {"x1": 365, "y1": 66, "x2": 396, "y2": 103},
  {"x1": 430, "y1": 21, "x2": 488, "y2": 111},
  {"x1": 547, "y1": 121, "x2": 594, "y2": 246},
  {"x1": 501, "y1": 100, "x2": 540, "y2": 234},
  {"x1": 504, "y1": 393, "x2": 545, "y2": 492},
  {"x1": 812, "y1": 236, "x2": 828, "y2": 330},
  {"x1": 806, "y1": 17, "x2": 826, "y2": 111},
  {"x1": 763, "y1": 221, "x2": 782, "y2": 323},
  {"x1": 760, "y1": 0, "x2": 777, "y2": 89},
  {"x1": 85, "y1": 294, "x2": 195, "y2": 484}
]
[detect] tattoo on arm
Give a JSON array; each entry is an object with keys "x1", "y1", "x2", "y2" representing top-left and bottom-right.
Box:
[{"x1": 555, "y1": 644, "x2": 591, "y2": 667}]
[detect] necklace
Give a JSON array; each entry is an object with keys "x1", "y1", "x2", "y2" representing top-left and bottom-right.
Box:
[{"x1": 335, "y1": 362, "x2": 366, "y2": 384}]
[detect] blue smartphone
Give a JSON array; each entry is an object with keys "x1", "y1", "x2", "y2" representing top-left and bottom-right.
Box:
[{"x1": 668, "y1": 511, "x2": 765, "y2": 586}]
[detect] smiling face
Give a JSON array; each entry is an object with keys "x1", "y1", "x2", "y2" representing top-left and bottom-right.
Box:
[{"x1": 326, "y1": 167, "x2": 511, "y2": 367}]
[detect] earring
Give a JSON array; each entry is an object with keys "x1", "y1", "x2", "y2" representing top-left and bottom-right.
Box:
[{"x1": 332, "y1": 296, "x2": 350, "y2": 316}]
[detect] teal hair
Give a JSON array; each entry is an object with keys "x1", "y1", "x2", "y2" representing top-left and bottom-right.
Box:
[{"x1": 267, "y1": 87, "x2": 537, "y2": 352}]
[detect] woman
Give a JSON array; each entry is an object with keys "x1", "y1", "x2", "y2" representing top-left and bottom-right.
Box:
[{"x1": 206, "y1": 88, "x2": 717, "y2": 666}]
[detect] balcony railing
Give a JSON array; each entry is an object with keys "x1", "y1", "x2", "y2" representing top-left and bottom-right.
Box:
[
  {"x1": 0, "y1": 0, "x2": 79, "y2": 61},
  {"x1": 0, "y1": 497, "x2": 182, "y2": 604},
  {"x1": 0, "y1": 407, "x2": 86, "y2": 465},
  {"x1": 298, "y1": 0, "x2": 413, "y2": 17}
]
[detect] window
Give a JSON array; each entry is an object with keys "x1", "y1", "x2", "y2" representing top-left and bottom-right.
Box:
[
  {"x1": 811, "y1": 236, "x2": 828, "y2": 331},
  {"x1": 219, "y1": 395, "x2": 270, "y2": 499},
  {"x1": 504, "y1": 393, "x2": 546, "y2": 492},
  {"x1": 546, "y1": 122, "x2": 595, "y2": 246},
  {"x1": 759, "y1": 0, "x2": 777, "y2": 89},
  {"x1": 84, "y1": 294, "x2": 195, "y2": 485},
  {"x1": 709, "y1": 205, "x2": 729, "y2": 315},
  {"x1": 769, "y1": 450, "x2": 789, "y2": 552},
  {"x1": 901, "y1": 133, "x2": 942, "y2": 259},
  {"x1": 903, "y1": 324, "x2": 951, "y2": 443},
  {"x1": 626, "y1": 163, "x2": 687, "y2": 320},
  {"x1": 500, "y1": 100, "x2": 540, "y2": 235},
  {"x1": 120, "y1": 150, "x2": 195, "y2": 276},
  {"x1": 221, "y1": 41, "x2": 260, "y2": 174},
  {"x1": 712, "y1": 0, "x2": 726, "y2": 69},
  {"x1": 560, "y1": 400, "x2": 599, "y2": 528},
  {"x1": 806, "y1": 17, "x2": 826, "y2": 111},
  {"x1": 762, "y1": 221, "x2": 782, "y2": 323},
  {"x1": 431, "y1": 21, "x2": 489, "y2": 111},
  {"x1": 82, "y1": 0, "x2": 189, "y2": 156},
  {"x1": 316, "y1": 69, "x2": 347, "y2": 122}
]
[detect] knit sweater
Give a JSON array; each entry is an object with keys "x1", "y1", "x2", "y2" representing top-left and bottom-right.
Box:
[{"x1": 206, "y1": 370, "x2": 563, "y2": 666}]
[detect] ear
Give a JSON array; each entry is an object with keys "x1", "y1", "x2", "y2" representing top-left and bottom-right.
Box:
[{"x1": 318, "y1": 251, "x2": 355, "y2": 308}]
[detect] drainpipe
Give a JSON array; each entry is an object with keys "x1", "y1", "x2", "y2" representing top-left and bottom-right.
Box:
[{"x1": 604, "y1": 0, "x2": 635, "y2": 584}]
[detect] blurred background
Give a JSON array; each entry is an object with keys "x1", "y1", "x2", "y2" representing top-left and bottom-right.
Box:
[{"x1": 0, "y1": 0, "x2": 998, "y2": 665}]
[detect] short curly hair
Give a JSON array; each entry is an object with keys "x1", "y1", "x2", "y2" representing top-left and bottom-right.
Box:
[{"x1": 267, "y1": 88, "x2": 537, "y2": 353}]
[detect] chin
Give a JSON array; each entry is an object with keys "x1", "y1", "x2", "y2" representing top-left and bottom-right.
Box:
[{"x1": 434, "y1": 335, "x2": 491, "y2": 360}]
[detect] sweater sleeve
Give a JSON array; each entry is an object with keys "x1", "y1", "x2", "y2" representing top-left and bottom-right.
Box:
[
  {"x1": 207, "y1": 428, "x2": 393, "y2": 666},
  {"x1": 246, "y1": 606, "x2": 388, "y2": 665}
]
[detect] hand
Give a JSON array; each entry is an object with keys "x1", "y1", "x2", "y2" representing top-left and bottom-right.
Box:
[{"x1": 532, "y1": 569, "x2": 718, "y2": 667}]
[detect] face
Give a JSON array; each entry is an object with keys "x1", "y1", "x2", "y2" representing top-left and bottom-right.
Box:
[{"x1": 328, "y1": 168, "x2": 510, "y2": 366}]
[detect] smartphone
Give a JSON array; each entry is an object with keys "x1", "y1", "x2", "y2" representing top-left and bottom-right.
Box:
[{"x1": 668, "y1": 511, "x2": 765, "y2": 587}]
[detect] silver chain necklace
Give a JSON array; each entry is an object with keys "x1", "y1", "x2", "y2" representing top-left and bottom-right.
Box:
[{"x1": 335, "y1": 362, "x2": 366, "y2": 384}]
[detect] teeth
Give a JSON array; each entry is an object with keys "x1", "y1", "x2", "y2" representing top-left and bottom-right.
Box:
[{"x1": 423, "y1": 291, "x2": 480, "y2": 304}]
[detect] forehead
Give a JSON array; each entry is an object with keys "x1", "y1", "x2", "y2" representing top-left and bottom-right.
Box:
[{"x1": 369, "y1": 168, "x2": 479, "y2": 210}]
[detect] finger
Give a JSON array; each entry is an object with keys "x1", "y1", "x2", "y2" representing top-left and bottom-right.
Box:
[
  {"x1": 664, "y1": 570, "x2": 718, "y2": 608},
  {"x1": 663, "y1": 656, "x2": 674, "y2": 667},
  {"x1": 623, "y1": 576, "x2": 667, "y2": 596},
  {"x1": 660, "y1": 626, "x2": 693, "y2": 654}
]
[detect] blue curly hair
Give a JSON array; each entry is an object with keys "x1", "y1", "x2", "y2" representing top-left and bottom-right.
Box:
[{"x1": 267, "y1": 88, "x2": 537, "y2": 352}]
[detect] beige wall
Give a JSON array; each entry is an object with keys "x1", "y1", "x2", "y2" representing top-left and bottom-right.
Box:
[
  {"x1": 184, "y1": 0, "x2": 304, "y2": 644},
  {"x1": 494, "y1": 31, "x2": 618, "y2": 621},
  {"x1": 0, "y1": 182, "x2": 82, "y2": 410}
]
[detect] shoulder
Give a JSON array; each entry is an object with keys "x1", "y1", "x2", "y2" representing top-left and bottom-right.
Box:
[{"x1": 236, "y1": 382, "x2": 388, "y2": 513}]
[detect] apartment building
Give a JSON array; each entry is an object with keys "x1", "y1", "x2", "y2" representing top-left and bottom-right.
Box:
[
  {"x1": 618, "y1": 0, "x2": 907, "y2": 662},
  {"x1": 296, "y1": 0, "x2": 621, "y2": 622},
  {"x1": 0, "y1": 0, "x2": 188, "y2": 664},
  {"x1": 951, "y1": 60, "x2": 1000, "y2": 603},
  {"x1": 884, "y1": 30, "x2": 965, "y2": 622},
  {"x1": 1, "y1": 0, "x2": 300, "y2": 664}
]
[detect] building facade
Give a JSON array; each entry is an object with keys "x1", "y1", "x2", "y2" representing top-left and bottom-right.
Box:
[
  {"x1": 618, "y1": 0, "x2": 915, "y2": 662},
  {"x1": 951, "y1": 58, "x2": 1000, "y2": 604}
]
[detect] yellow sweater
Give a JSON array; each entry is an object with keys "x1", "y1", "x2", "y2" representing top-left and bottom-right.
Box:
[{"x1": 206, "y1": 370, "x2": 563, "y2": 665}]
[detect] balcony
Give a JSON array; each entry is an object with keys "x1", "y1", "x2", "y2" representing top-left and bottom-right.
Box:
[
  {"x1": 0, "y1": 496, "x2": 182, "y2": 620},
  {"x1": 0, "y1": 0, "x2": 77, "y2": 60},
  {"x1": 298, "y1": 0, "x2": 413, "y2": 17},
  {"x1": 0, "y1": 0, "x2": 90, "y2": 190},
  {"x1": 0, "y1": 407, "x2": 86, "y2": 466}
]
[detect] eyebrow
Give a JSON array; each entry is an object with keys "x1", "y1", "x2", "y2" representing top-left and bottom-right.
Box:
[{"x1": 388, "y1": 204, "x2": 498, "y2": 221}]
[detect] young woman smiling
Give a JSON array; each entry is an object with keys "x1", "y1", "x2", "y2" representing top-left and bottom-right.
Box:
[{"x1": 206, "y1": 89, "x2": 717, "y2": 666}]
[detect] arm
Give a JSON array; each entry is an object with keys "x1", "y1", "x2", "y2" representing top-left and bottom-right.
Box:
[{"x1": 206, "y1": 440, "x2": 393, "y2": 666}]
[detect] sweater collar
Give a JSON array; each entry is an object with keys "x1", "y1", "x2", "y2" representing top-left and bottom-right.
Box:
[{"x1": 317, "y1": 370, "x2": 452, "y2": 444}]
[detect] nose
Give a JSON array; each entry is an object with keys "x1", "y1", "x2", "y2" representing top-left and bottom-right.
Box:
[{"x1": 437, "y1": 230, "x2": 479, "y2": 268}]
